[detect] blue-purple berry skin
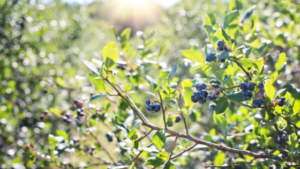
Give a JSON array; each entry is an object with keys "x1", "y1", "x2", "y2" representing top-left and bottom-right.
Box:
[
  {"x1": 153, "y1": 104, "x2": 161, "y2": 112},
  {"x1": 240, "y1": 83, "x2": 248, "y2": 90},
  {"x1": 280, "y1": 97, "x2": 286, "y2": 102},
  {"x1": 217, "y1": 40, "x2": 224, "y2": 47},
  {"x1": 200, "y1": 91, "x2": 208, "y2": 98},
  {"x1": 196, "y1": 85, "x2": 202, "y2": 91},
  {"x1": 209, "y1": 104, "x2": 216, "y2": 110},
  {"x1": 243, "y1": 91, "x2": 252, "y2": 100},
  {"x1": 193, "y1": 92, "x2": 201, "y2": 101},
  {"x1": 175, "y1": 116, "x2": 181, "y2": 123},
  {"x1": 146, "y1": 100, "x2": 151, "y2": 105},
  {"x1": 217, "y1": 47, "x2": 223, "y2": 51},
  {"x1": 248, "y1": 83, "x2": 255, "y2": 91},
  {"x1": 146, "y1": 105, "x2": 153, "y2": 111},
  {"x1": 206, "y1": 55, "x2": 213, "y2": 62},
  {"x1": 198, "y1": 97, "x2": 206, "y2": 104},
  {"x1": 219, "y1": 59, "x2": 226, "y2": 63},
  {"x1": 191, "y1": 95, "x2": 197, "y2": 103},
  {"x1": 258, "y1": 83, "x2": 264, "y2": 89},
  {"x1": 207, "y1": 95, "x2": 213, "y2": 101},
  {"x1": 200, "y1": 83, "x2": 207, "y2": 89}
]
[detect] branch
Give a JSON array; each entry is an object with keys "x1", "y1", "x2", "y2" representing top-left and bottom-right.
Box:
[
  {"x1": 219, "y1": 85, "x2": 240, "y2": 91},
  {"x1": 232, "y1": 60, "x2": 252, "y2": 81},
  {"x1": 178, "y1": 93, "x2": 189, "y2": 135},
  {"x1": 105, "y1": 79, "x2": 272, "y2": 159},
  {"x1": 126, "y1": 143, "x2": 153, "y2": 165},
  {"x1": 158, "y1": 91, "x2": 167, "y2": 129},
  {"x1": 171, "y1": 143, "x2": 197, "y2": 160},
  {"x1": 137, "y1": 129, "x2": 153, "y2": 142}
]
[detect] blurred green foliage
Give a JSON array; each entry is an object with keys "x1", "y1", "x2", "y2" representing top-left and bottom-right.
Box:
[{"x1": 1, "y1": 0, "x2": 300, "y2": 168}]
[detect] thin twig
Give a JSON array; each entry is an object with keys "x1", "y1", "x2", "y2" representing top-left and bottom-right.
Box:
[
  {"x1": 158, "y1": 91, "x2": 167, "y2": 129},
  {"x1": 137, "y1": 129, "x2": 153, "y2": 142},
  {"x1": 232, "y1": 60, "x2": 252, "y2": 81},
  {"x1": 171, "y1": 143, "x2": 197, "y2": 160},
  {"x1": 178, "y1": 93, "x2": 189, "y2": 135}
]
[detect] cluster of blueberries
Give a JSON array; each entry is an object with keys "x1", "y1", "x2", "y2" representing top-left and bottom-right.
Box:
[
  {"x1": 105, "y1": 133, "x2": 113, "y2": 142},
  {"x1": 206, "y1": 40, "x2": 234, "y2": 63},
  {"x1": 240, "y1": 80, "x2": 255, "y2": 100},
  {"x1": 191, "y1": 80, "x2": 221, "y2": 110},
  {"x1": 146, "y1": 100, "x2": 161, "y2": 112}
]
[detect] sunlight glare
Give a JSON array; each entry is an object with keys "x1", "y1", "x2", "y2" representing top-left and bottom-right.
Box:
[{"x1": 118, "y1": 0, "x2": 148, "y2": 5}]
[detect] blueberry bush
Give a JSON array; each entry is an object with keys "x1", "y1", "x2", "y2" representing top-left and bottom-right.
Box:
[{"x1": 2, "y1": 0, "x2": 300, "y2": 168}]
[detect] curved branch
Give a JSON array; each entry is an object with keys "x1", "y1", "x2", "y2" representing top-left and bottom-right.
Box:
[
  {"x1": 232, "y1": 60, "x2": 252, "y2": 81},
  {"x1": 105, "y1": 79, "x2": 272, "y2": 159},
  {"x1": 158, "y1": 91, "x2": 167, "y2": 129}
]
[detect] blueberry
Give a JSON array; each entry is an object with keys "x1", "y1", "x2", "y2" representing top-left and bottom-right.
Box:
[
  {"x1": 211, "y1": 80, "x2": 220, "y2": 88},
  {"x1": 231, "y1": 39, "x2": 235, "y2": 43},
  {"x1": 252, "y1": 100, "x2": 259, "y2": 108},
  {"x1": 259, "y1": 88, "x2": 265, "y2": 93},
  {"x1": 43, "y1": 111, "x2": 48, "y2": 115},
  {"x1": 153, "y1": 104, "x2": 161, "y2": 112},
  {"x1": 243, "y1": 91, "x2": 252, "y2": 100},
  {"x1": 206, "y1": 55, "x2": 213, "y2": 62},
  {"x1": 193, "y1": 92, "x2": 201, "y2": 101},
  {"x1": 217, "y1": 40, "x2": 224, "y2": 47},
  {"x1": 207, "y1": 95, "x2": 213, "y2": 101},
  {"x1": 196, "y1": 85, "x2": 202, "y2": 91},
  {"x1": 280, "y1": 97, "x2": 286, "y2": 102},
  {"x1": 210, "y1": 80, "x2": 216, "y2": 84},
  {"x1": 175, "y1": 116, "x2": 181, "y2": 123},
  {"x1": 278, "y1": 101, "x2": 284, "y2": 107},
  {"x1": 200, "y1": 83, "x2": 207, "y2": 89},
  {"x1": 200, "y1": 91, "x2": 208, "y2": 98},
  {"x1": 146, "y1": 105, "x2": 153, "y2": 111},
  {"x1": 223, "y1": 46, "x2": 228, "y2": 51},
  {"x1": 39, "y1": 115, "x2": 44, "y2": 120},
  {"x1": 198, "y1": 97, "x2": 206, "y2": 104},
  {"x1": 146, "y1": 100, "x2": 151, "y2": 105},
  {"x1": 208, "y1": 103, "x2": 216, "y2": 110},
  {"x1": 191, "y1": 95, "x2": 197, "y2": 103},
  {"x1": 240, "y1": 83, "x2": 248, "y2": 90},
  {"x1": 244, "y1": 80, "x2": 249, "y2": 84},
  {"x1": 248, "y1": 82, "x2": 255, "y2": 91},
  {"x1": 258, "y1": 99, "x2": 264, "y2": 105},
  {"x1": 217, "y1": 47, "x2": 223, "y2": 51},
  {"x1": 77, "y1": 111, "x2": 84, "y2": 117},
  {"x1": 258, "y1": 83, "x2": 264, "y2": 89},
  {"x1": 105, "y1": 134, "x2": 113, "y2": 142},
  {"x1": 215, "y1": 90, "x2": 221, "y2": 96}
]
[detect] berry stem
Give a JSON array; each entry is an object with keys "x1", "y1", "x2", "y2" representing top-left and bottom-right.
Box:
[
  {"x1": 232, "y1": 60, "x2": 252, "y2": 81},
  {"x1": 158, "y1": 91, "x2": 168, "y2": 129},
  {"x1": 178, "y1": 93, "x2": 189, "y2": 135}
]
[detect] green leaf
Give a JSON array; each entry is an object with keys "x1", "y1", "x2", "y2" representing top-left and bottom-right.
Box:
[
  {"x1": 224, "y1": 10, "x2": 239, "y2": 29},
  {"x1": 242, "y1": 6, "x2": 255, "y2": 23},
  {"x1": 213, "y1": 113, "x2": 227, "y2": 131},
  {"x1": 111, "y1": 27, "x2": 118, "y2": 39},
  {"x1": 227, "y1": 91, "x2": 245, "y2": 102},
  {"x1": 181, "y1": 139, "x2": 187, "y2": 148},
  {"x1": 120, "y1": 28, "x2": 131, "y2": 44},
  {"x1": 265, "y1": 84, "x2": 275, "y2": 100},
  {"x1": 169, "y1": 60, "x2": 179, "y2": 80},
  {"x1": 229, "y1": 0, "x2": 243, "y2": 11},
  {"x1": 254, "y1": 58, "x2": 264, "y2": 74},
  {"x1": 274, "y1": 88, "x2": 287, "y2": 99},
  {"x1": 145, "y1": 157, "x2": 165, "y2": 167},
  {"x1": 159, "y1": 44, "x2": 168, "y2": 56},
  {"x1": 215, "y1": 97, "x2": 229, "y2": 114},
  {"x1": 221, "y1": 26, "x2": 231, "y2": 44},
  {"x1": 92, "y1": 78, "x2": 106, "y2": 92},
  {"x1": 48, "y1": 134, "x2": 57, "y2": 149},
  {"x1": 90, "y1": 94, "x2": 106, "y2": 101},
  {"x1": 103, "y1": 42, "x2": 120, "y2": 70},
  {"x1": 124, "y1": 84, "x2": 131, "y2": 93},
  {"x1": 152, "y1": 129, "x2": 166, "y2": 152},
  {"x1": 128, "y1": 128, "x2": 138, "y2": 139},
  {"x1": 239, "y1": 58, "x2": 254, "y2": 69},
  {"x1": 114, "y1": 116, "x2": 130, "y2": 134},
  {"x1": 214, "y1": 151, "x2": 226, "y2": 165},
  {"x1": 275, "y1": 52, "x2": 287, "y2": 72},
  {"x1": 164, "y1": 161, "x2": 175, "y2": 169},
  {"x1": 55, "y1": 130, "x2": 68, "y2": 141},
  {"x1": 81, "y1": 59, "x2": 100, "y2": 75},
  {"x1": 218, "y1": 51, "x2": 233, "y2": 60},
  {"x1": 204, "y1": 13, "x2": 217, "y2": 42},
  {"x1": 146, "y1": 75, "x2": 158, "y2": 89},
  {"x1": 132, "y1": 119, "x2": 142, "y2": 129},
  {"x1": 181, "y1": 50, "x2": 205, "y2": 63}
]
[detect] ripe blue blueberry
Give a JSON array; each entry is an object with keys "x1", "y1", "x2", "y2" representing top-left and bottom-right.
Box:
[
  {"x1": 217, "y1": 47, "x2": 223, "y2": 51},
  {"x1": 196, "y1": 85, "x2": 202, "y2": 91},
  {"x1": 200, "y1": 83, "x2": 207, "y2": 89},
  {"x1": 258, "y1": 83, "x2": 264, "y2": 89},
  {"x1": 193, "y1": 92, "x2": 201, "y2": 101},
  {"x1": 105, "y1": 133, "x2": 113, "y2": 142},
  {"x1": 217, "y1": 40, "x2": 224, "y2": 47},
  {"x1": 208, "y1": 103, "x2": 216, "y2": 110},
  {"x1": 240, "y1": 83, "x2": 248, "y2": 90},
  {"x1": 219, "y1": 58, "x2": 226, "y2": 63},
  {"x1": 153, "y1": 104, "x2": 161, "y2": 112},
  {"x1": 248, "y1": 82, "x2": 255, "y2": 91},
  {"x1": 210, "y1": 80, "x2": 220, "y2": 88},
  {"x1": 242, "y1": 91, "x2": 252, "y2": 100},
  {"x1": 278, "y1": 101, "x2": 284, "y2": 107},
  {"x1": 207, "y1": 95, "x2": 213, "y2": 101},
  {"x1": 191, "y1": 95, "x2": 197, "y2": 103},
  {"x1": 206, "y1": 55, "x2": 213, "y2": 62},
  {"x1": 231, "y1": 39, "x2": 235, "y2": 43},
  {"x1": 252, "y1": 100, "x2": 260, "y2": 108},
  {"x1": 175, "y1": 116, "x2": 181, "y2": 123},
  {"x1": 200, "y1": 91, "x2": 208, "y2": 98},
  {"x1": 280, "y1": 97, "x2": 286, "y2": 103},
  {"x1": 146, "y1": 105, "x2": 153, "y2": 111},
  {"x1": 146, "y1": 100, "x2": 151, "y2": 105}
]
